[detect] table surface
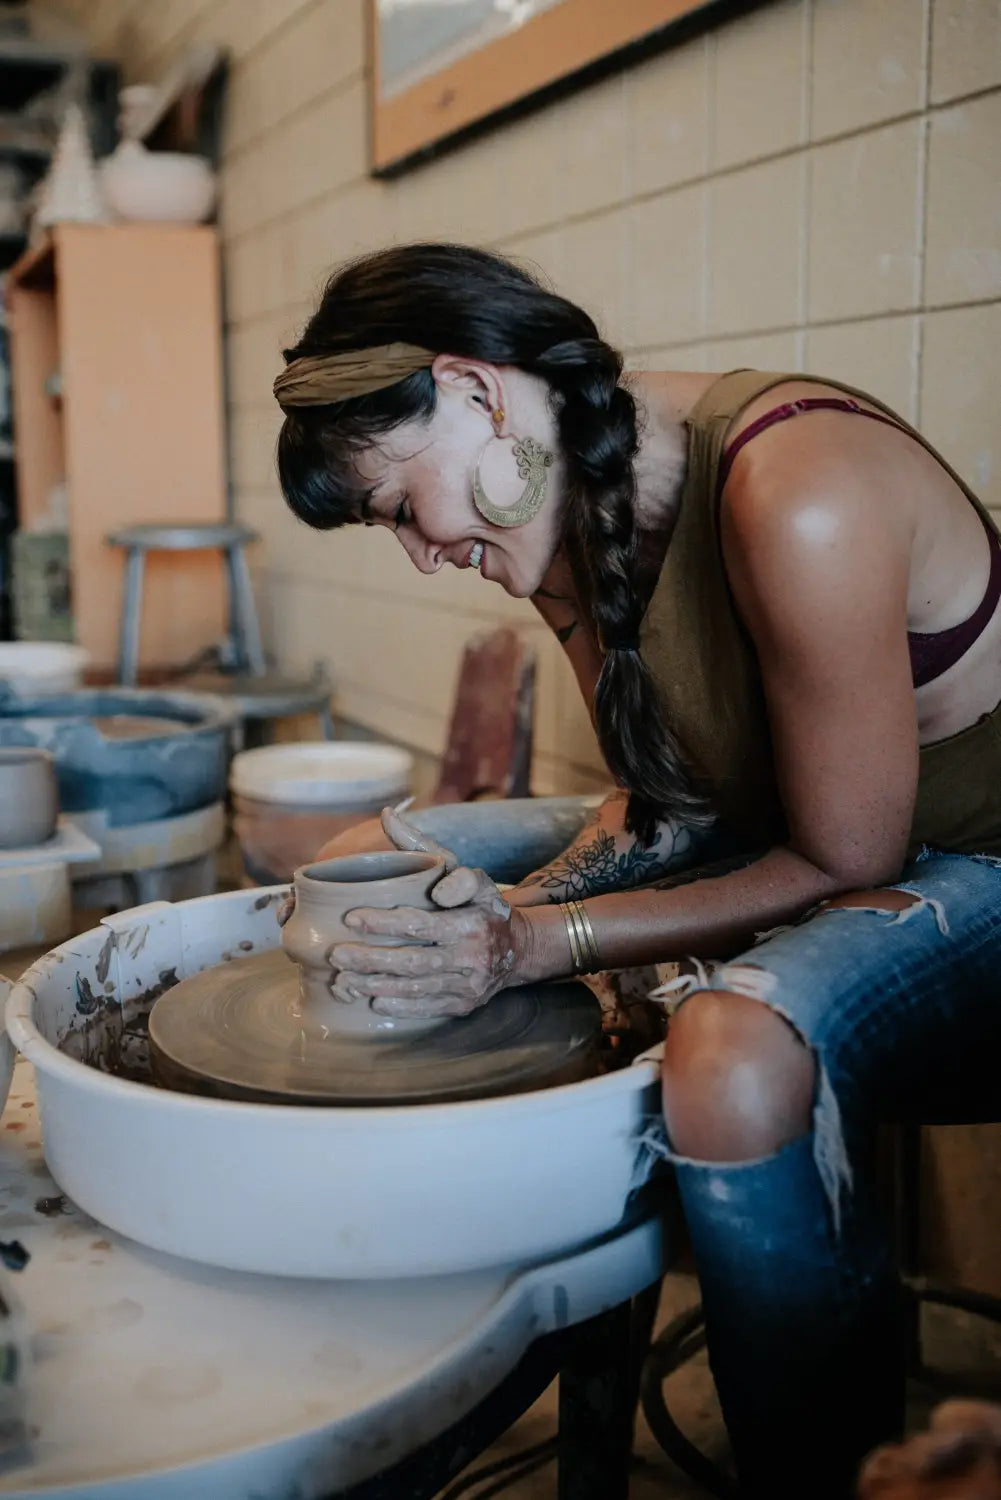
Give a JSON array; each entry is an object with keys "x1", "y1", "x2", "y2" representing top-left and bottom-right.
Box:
[{"x1": 0, "y1": 1059, "x2": 664, "y2": 1500}]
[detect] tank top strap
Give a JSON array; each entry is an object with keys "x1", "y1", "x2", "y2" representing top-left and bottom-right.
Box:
[
  {"x1": 685, "y1": 369, "x2": 788, "y2": 430},
  {"x1": 687, "y1": 368, "x2": 991, "y2": 526}
]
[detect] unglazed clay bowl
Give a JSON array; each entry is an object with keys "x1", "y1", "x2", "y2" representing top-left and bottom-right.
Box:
[
  {"x1": 280, "y1": 851, "x2": 446, "y2": 1036},
  {"x1": 0, "y1": 746, "x2": 58, "y2": 849}
]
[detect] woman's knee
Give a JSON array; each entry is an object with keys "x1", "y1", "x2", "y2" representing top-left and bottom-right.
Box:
[{"x1": 661, "y1": 988, "x2": 816, "y2": 1163}]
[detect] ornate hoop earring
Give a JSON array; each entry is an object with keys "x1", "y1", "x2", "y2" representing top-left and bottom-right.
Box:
[{"x1": 472, "y1": 422, "x2": 554, "y2": 529}]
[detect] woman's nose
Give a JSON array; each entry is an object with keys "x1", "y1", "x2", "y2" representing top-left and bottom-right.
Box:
[{"x1": 399, "y1": 529, "x2": 443, "y2": 575}]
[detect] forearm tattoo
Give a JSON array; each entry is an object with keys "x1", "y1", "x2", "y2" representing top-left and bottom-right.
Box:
[{"x1": 519, "y1": 799, "x2": 706, "y2": 902}]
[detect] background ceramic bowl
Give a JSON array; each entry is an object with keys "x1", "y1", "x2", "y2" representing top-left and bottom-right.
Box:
[
  {"x1": 99, "y1": 142, "x2": 216, "y2": 223},
  {"x1": 0, "y1": 642, "x2": 90, "y2": 696},
  {"x1": 0, "y1": 747, "x2": 58, "y2": 849}
]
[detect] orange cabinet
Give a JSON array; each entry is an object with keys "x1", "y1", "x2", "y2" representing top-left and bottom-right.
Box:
[{"x1": 6, "y1": 223, "x2": 227, "y2": 673}]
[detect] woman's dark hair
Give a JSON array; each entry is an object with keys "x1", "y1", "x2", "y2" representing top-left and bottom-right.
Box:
[{"x1": 276, "y1": 244, "x2": 711, "y2": 840}]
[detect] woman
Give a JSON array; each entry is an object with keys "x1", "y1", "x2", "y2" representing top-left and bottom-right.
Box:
[{"x1": 274, "y1": 244, "x2": 1001, "y2": 1498}]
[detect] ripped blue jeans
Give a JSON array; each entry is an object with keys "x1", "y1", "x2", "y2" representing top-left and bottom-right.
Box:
[{"x1": 657, "y1": 847, "x2": 1001, "y2": 1498}]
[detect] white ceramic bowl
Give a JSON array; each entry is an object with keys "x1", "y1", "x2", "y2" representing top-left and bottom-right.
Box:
[
  {"x1": 99, "y1": 142, "x2": 216, "y2": 224},
  {"x1": 7, "y1": 889, "x2": 663, "y2": 1279},
  {"x1": 230, "y1": 741, "x2": 413, "y2": 808},
  {"x1": 0, "y1": 642, "x2": 90, "y2": 696}
]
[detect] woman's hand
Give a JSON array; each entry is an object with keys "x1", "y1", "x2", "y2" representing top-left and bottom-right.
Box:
[{"x1": 327, "y1": 804, "x2": 534, "y2": 1018}]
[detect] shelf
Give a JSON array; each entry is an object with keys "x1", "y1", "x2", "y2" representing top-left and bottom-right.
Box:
[{"x1": 0, "y1": 230, "x2": 27, "y2": 273}]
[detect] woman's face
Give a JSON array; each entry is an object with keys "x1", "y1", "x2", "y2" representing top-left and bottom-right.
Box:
[{"x1": 351, "y1": 357, "x2": 565, "y2": 599}]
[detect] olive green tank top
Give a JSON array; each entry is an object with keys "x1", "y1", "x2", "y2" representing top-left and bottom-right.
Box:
[{"x1": 638, "y1": 369, "x2": 1001, "y2": 857}]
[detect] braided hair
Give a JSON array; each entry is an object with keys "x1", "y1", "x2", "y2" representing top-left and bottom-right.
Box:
[{"x1": 275, "y1": 244, "x2": 711, "y2": 840}]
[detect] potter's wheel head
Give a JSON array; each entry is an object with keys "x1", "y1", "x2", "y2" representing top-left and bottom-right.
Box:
[{"x1": 148, "y1": 950, "x2": 602, "y2": 1105}]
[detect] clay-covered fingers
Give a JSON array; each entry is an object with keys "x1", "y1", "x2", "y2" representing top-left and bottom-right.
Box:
[
  {"x1": 372, "y1": 991, "x2": 481, "y2": 1019},
  {"x1": 343, "y1": 904, "x2": 486, "y2": 941},
  {"x1": 380, "y1": 803, "x2": 459, "y2": 871},
  {"x1": 329, "y1": 967, "x2": 482, "y2": 1017},
  {"x1": 431, "y1": 864, "x2": 510, "y2": 916},
  {"x1": 341, "y1": 972, "x2": 482, "y2": 1003},
  {"x1": 330, "y1": 941, "x2": 462, "y2": 977}
]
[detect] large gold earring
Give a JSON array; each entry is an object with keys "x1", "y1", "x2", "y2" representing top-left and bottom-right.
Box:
[{"x1": 472, "y1": 411, "x2": 554, "y2": 529}]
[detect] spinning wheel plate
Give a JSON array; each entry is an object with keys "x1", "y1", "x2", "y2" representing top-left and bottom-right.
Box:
[{"x1": 148, "y1": 950, "x2": 602, "y2": 1105}]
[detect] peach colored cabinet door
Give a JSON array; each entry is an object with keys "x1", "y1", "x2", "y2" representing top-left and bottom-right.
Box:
[{"x1": 10, "y1": 224, "x2": 228, "y2": 673}]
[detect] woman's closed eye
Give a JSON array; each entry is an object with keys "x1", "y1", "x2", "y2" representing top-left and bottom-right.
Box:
[{"x1": 394, "y1": 496, "x2": 411, "y2": 530}]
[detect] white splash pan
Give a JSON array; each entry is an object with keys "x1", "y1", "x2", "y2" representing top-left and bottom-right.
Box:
[{"x1": 6, "y1": 889, "x2": 662, "y2": 1279}]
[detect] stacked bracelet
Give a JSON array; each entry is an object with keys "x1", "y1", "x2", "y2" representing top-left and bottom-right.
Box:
[{"x1": 560, "y1": 899, "x2": 601, "y2": 974}]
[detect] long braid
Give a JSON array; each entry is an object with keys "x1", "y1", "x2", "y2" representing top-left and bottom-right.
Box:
[{"x1": 533, "y1": 338, "x2": 714, "y2": 843}]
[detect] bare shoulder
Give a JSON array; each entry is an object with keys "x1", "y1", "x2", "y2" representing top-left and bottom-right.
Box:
[
  {"x1": 719, "y1": 378, "x2": 915, "y2": 572},
  {"x1": 718, "y1": 405, "x2": 913, "y2": 641}
]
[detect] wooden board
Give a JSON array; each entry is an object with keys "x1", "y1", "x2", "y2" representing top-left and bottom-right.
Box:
[{"x1": 371, "y1": 0, "x2": 746, "y2": 172}]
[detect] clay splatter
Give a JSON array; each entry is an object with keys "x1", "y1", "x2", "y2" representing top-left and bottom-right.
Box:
[
  {"x1": 94, "y1": 930, "x2": 116, "y2": 985},
  {"x1": 35, "y1": 1194, "x2": 67, "y2": 1217},
  {"x1": 74, "y1": 974, "x2": 101, "y2": 1017}
]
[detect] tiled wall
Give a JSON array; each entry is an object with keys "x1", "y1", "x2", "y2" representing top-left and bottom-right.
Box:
[{"x1": 53, "y1": 0, "x2": 1001, "y2": 794}]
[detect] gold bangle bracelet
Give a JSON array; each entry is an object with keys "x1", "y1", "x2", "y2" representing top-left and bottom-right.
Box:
[
  {"x1": 561, "y1": 901, "x2": 585, "y2": 972},
  {"x1": 560, "y1": 900, "x2": 601, "y2": 974},
  {"x1": 571, "y1": 900, "x2": 601, "y2": 970}
]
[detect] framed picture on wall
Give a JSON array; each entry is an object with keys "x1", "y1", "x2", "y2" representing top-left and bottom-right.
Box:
[{"x1": 369, "y1": 0, "x2": 764, "y2": 175}]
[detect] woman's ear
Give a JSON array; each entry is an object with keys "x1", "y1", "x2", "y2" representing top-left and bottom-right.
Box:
[{"x1": 431, "y1": 355, "x2": 504, "y2": 418}]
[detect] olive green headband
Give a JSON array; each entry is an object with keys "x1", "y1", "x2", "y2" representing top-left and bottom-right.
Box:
[{"x1": 273, "y1": 342, "x2": 437, "y2": 412}]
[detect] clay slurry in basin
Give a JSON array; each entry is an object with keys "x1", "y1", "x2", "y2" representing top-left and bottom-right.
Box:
[{"x1": 147, "y1": 849, "x2": 602, "y2": 1106}]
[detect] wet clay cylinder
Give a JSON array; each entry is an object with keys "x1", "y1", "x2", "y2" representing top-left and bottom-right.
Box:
[{"x1": 279, "y1": 851, "x2": 446, "y2": 1036}]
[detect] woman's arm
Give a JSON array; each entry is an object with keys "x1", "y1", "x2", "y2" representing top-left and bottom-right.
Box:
[
  {"x1": 507, "y1": 788, "x2": 714, "y2": 907},
  {"x1": 518, "y1": 434, "x2": 920, "y2": 979}
]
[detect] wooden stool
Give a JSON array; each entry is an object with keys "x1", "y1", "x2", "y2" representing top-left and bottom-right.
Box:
[{"x1": 108, "y1": 522, "x2": 266, "y2": 687}]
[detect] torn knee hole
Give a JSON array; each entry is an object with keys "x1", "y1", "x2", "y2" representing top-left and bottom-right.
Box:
[{"x1": 821, "y1": 889, "x2": 920, "y2": 914}]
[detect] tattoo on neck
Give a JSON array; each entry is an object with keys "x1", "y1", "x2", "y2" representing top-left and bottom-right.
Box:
[{"x1": 556, "y1": 621, "x2": 578, "y2": 644}]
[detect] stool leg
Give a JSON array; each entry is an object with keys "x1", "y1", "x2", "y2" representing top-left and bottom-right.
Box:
[
  {"x1": 117, "y1": 547, "x2": 145, "y2": 687},
  {"x1": 558, "y1": 1302, "x2": 634, "y2": 1500},
  {"x1": 225, "y1": 544, "x2": 267, "y2": 677}
]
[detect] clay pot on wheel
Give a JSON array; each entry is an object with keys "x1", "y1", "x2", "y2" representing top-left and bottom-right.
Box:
[
  {"x1": 280, "y1": 851, "x2": 446, "y2": 1036},
  {"x1": 0, "y1": 748, "x2": 58, "y2": 849}
]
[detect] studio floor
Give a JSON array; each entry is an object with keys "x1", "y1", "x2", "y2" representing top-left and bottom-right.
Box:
[{"x1": 442, "y1": 1271, "x2": 1001, "y2": 1499}]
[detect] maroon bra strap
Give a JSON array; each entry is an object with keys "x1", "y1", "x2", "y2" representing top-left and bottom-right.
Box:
[
  {"x1": 716, "y1": 395, "x2": 907, "y2": 498},
  {"x1": 716, "y1": 394, "x2": 1001, "y2": 689}
]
